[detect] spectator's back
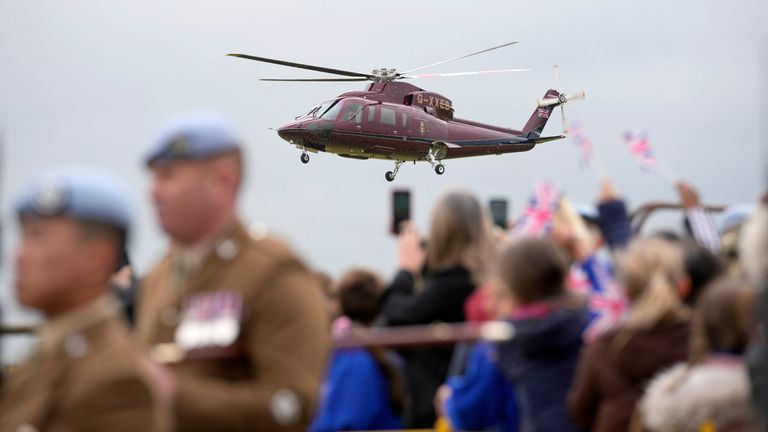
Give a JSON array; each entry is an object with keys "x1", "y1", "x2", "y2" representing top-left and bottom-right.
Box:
[
  {"x1": 568, "y1": 237, "x2": 691, "y2": 432},
  {"x1": 495, "y1": 238, "x2": 589, "y2": 432}
]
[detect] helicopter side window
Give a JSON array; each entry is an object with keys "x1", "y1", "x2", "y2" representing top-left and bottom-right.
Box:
[
  {"x1": 380, "y1": 107, "x2": 396, "y2": 126},
  {"x1": 367, "y1": 106, "x2": 376, "y2": 123},
  {"x1": 340, "y1": 102, "x2": 363, "y2": 124},
  {"x1": 401, "y1": 112, "x2": 408, "y2": 127}
]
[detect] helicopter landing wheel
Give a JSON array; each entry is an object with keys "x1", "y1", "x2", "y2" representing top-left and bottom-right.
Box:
[
  {"x1": 300, "y1": 153, "x2": 310, "y2": 164},
  {"x1": 435, "y1": 164, "x2": 445, "y2": 175},
  {"x1": 385, "y1": 171, "x2": 395, "y2": 182}
]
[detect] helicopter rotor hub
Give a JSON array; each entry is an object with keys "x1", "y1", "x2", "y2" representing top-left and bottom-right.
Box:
[{"x1": 371, "y1": 68, "x2": 399, "y2": 82}]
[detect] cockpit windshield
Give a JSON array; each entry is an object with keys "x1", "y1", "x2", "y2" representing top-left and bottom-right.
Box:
[{"x1": 295, "y1": 99, "x2": 341, "y2": 120}]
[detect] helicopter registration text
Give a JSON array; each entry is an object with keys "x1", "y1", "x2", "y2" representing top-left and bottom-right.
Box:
[{"x1": 415, "y1": 93, "x2": 452, "y2": 111}]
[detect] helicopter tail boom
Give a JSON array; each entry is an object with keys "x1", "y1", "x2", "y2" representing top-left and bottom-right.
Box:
[{"x1": 522, "y1": 89, "x2": 560, "y2": 139}]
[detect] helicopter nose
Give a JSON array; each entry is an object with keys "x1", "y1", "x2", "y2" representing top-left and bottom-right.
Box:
[{"x1": 276, "y1": 123, "x2": 302, "y2": 144}]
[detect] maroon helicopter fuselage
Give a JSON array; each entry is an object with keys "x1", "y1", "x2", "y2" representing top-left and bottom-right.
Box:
[{"x1": 277, "y1": 81, "x2": 562, "y2": 163}]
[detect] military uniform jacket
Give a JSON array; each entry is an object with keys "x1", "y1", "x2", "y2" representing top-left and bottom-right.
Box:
[
  {"x1": 0, "y1": 295, "x2": 167, "y2": 432},
  {"x1": 136, "y1": 221, "x2": 329, "y2": 432}
]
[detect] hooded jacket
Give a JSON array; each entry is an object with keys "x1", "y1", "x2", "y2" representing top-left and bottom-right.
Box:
[{"x1": 497, "y1": 302, "x2": 590, "y2": 432}]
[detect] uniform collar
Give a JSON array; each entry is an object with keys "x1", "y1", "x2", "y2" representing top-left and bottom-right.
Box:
[
  {"x1": 173, "y1": 218, "x2": 247, "y2": 273},
  {"x1": 37, "y1": 293, "x2": 119, "y2": 354},
  {"x1": 175, "y1": 237, "x2": 214, "y2": 274}
]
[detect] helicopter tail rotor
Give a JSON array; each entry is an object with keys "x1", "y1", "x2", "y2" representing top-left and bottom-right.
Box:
[
  {"x1": 536, "y1": 65, "x2": 585, "y2": 134},
  {"x1": 523, "y1": 89, "x2": 562, "y2": 139}
]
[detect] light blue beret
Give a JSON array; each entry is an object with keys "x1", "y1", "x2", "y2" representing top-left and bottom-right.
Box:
[
  {"x1": 15, "y1": 168, "x2": 133, "y2": 232},
  {"x1": 145, "y1": 112, "x2": 242, "y2": 166}
]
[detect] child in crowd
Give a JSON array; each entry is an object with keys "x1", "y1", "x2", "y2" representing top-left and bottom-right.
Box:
[
  {"x1": 310, "y1": 269, "x2": 404, "y2": 432},
  {"x1": 495, "y1": 238, "x2": 590, "y2": 432}
]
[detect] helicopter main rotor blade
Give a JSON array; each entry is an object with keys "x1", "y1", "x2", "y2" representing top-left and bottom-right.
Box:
[
  {"x1": 228, "y1": 53, "x2": 375, "y2": 79},
  {"x1": 401, "y1": 68, "x2": 530, "y2": 79},
  {"x1": 399, "y1": 41, "x2": 519, "y2": 75},
  {"x1": 260, "y1": 77, "x2": 370, "y2": 82}
]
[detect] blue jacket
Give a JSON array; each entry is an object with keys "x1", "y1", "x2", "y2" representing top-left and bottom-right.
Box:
[
  {"x1": 445, "y1": 342, "x2": 519, "y2": 432},
  {"x1": 310, "y1": 348, "x2": 403, "y2": 432},
  {"x1": 497, "y1": 305, "x2": 589, "y2": 432}
]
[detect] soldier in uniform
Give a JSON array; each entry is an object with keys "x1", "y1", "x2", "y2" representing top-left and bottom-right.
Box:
[
  {"x1": 136, "y1": 113, "x2": 330, "y2": 431},
  {"x1": 0, "y1": 169, "x2": 169, "y2": 432}
]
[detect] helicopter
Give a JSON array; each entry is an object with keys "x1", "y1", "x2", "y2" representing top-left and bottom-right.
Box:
[{"x1": 228, "y1": 42, "x2": 585, "y2": 181}]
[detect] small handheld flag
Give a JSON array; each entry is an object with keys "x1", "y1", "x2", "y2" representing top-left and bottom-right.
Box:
[
  {"x1": 623, "y1": 131, "x2": 657, "y2": 171},
  {"x1": 570, "y1": 122, "x2": 593, "y2": 168},
  {"x1": 569, "y1": 121, "x2": 608, "y2": 179},
  {"x1": 512, "y1": 182, "x2": 560, "y2": 238},
  {"x1": 623, "y1": 130, "x2": 679, "y2": 182}
]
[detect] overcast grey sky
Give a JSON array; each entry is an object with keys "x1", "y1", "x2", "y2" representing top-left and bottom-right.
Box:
[{"x1": 1, "y1": 1, "x2": 766, "y2": 361}]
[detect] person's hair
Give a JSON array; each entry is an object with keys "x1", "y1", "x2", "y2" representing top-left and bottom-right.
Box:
[
  {"x1": 337, "y1": 268, "x2": 383, "y2": 326},
  {"x1": 618, "y1": 237, "x2": 689, "y2": 330},
  {"x1": 682, "y1": 241, "x2": 724, "y2": 306},
  {"x1": 336, "y1": 268, "x2": 405, "y2": 414},
  {"x1": 689, "y1": 276, "x2": 755, "y2": 365},
  {"x1": 314, "y1": 271, "x2": 334, "y2": 299},
  {"x1": 497, "y1": 238, "x2": 569, "y2": 305},
  {"x1": 427, "y1": 190, "x2": 496, "y2": 281}
]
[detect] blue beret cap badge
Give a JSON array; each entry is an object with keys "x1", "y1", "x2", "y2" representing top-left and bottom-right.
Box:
[{"x1": 32, "y1": 184, "x2": 70, "y2": 216}]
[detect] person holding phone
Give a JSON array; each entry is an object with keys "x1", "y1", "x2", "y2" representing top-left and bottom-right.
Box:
[{"x1": 380, "y1": 190, "x2": 496, "y2": 428}]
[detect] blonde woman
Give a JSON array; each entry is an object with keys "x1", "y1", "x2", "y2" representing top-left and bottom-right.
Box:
[
  {"x1": 568, "y1": 237, "x2": 691, "y2": 432},
  {"x1": 380, "y1": 190, "x2": 496, "y2": 428},
  {"x1": 638, "y1": 277, "x2": 757, "y2": 432}
]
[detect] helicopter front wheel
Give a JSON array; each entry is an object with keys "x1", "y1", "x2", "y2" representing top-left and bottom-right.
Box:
[
  {"x1": 300, "y1": 153, "x2": 310, "y2": 164},
  {"x1": 435, "y1": 164, "x2": 445, "y2": 175},
  {"x1": 385, "y1": 171, "x2": 395, "y2": 182}
]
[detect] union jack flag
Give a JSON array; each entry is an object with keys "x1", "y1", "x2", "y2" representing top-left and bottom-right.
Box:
[
  {"x1": 512, "y1": 182, "x2": 560, "y2": 238},
  {"x1": 623, "y1": 131, "x2": 657, "y2": 171},
  {"x1": 570, "y1": 122, "x2": 593, "y2": 168},
  {"x1": 568, "y1": 256, "x2": 628, "y2": 343}
]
